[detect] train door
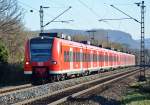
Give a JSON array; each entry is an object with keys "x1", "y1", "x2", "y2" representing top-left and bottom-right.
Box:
[
  {"x1": 80, "y1": 48, "x2": 83, "y2": 72},
  {"x1": 73, "y1": 47, "x2": 77, "y2": 70},
  {"x1": 120, "y1": 54, "x2": 123, "y2": 67},
  {"x1": 62, "y1": 44, "x2": 70, "y2": 71},
  {"x1": 69, "y1": 47, "x2": 73, "y2": 70},
  {"x1": 87, "y1": 47, "x2": 91, "y2": 71},
  {"x1": 118, "y1": 53, "x2": 120, "y2": 67},
  {"x1": 93, "y1": 50, "x2": 97, "y2": 69},
  {"x1": 117, "y1": 54, "x2": 119, "y2": 66},
  {"x1": 109, "y1": 51, "x2": 112, "y2": 67},
  {"x1": 116, "y1": 53, "x2": 118, "y2": 67},
  {"x1": 76, "y1": 47, "x2": 80, "y2": 72},
  {"x1": 112, "y1": 52, "x2": 114, "y2": 67},
  {"x1": 102, "y1": 50, "x2": 105, "y2": 68},
  {"x1": 108, "y1": 51, "x2": 110, "y2": 67},
  {"x1": 105, "y1": 51, "x2": 108, "y2": 67},
  {"x1": 82, "y1": 46, "x2": 87, "y2": 72},
  {"x1": 99, "y1": 49, "x2": 102, "y2": 69},
  {"x1": 90, "y1": 50, "x2": 93, "y2": 70},
  {"x1": 115, "y1": 53, "x2": 117, "y2": 67},
  {"x1": 97, "y1": 50, "x2": 99, "y2": 69}
]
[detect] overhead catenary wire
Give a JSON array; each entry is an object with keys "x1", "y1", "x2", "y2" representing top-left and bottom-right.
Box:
[
  {"x1": 110, "y1": 5, "x2": 141, "y2": 23},
  {"x1": 43, "y1": 6, "x2": 72, "y2": 27},
  {"x1": 77, "y1": 0, "x2": 100, "y2": 18},
  {"x1": 77, "y1": 0, "x2": 116, "y2": 29},
  {"x1": 99, "y1": 18, "x2": 132, "y2": 21}
]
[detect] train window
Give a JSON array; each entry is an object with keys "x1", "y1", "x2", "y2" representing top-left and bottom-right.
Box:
[
  {"x1": 73, "y1": 52, "x2": 76, "y2": 62},
  {"x1": 64, "y1": 51, "x2": 67, "y2": 62},
  {"x1": 111, "y1": 56, "x2": 113, "y2": 62},
  {"x1": 96, "y1": 54, "x2": 98, "y2": 62},
  {"x1": 113, "y1": 56, "x2": 115, "y2": 62},
  {"x1": 82, "y1": 53, "x2": 84, "y2": 62},
  {"x1": 76, "y1": 52, "x2": 77, "y2": 62},
  {"x1": 97, "y1": 54, "x2": 99, "y2": 62},
  {"x1": 94, "y1": 54, "x2": 97, "y2": 62},
  {"x1": 84, "y1": 53, "x2": 87, "y2": 62},
  {"x1": 79, "y1": 52, "x2": 80, "y2": 62},
  {"x1": 86, "y1": 54, "x2": 88, "y2": 62},
  {"x1": 84, "y1": 53, "x2": 86, "y2": 62},
  {"x1": 85, "y1": 53, "x2": 88, "y2": 62},
  {"x1": 93, "y1": 54, "x2": 94, "y2": 62},
  {"x1": 87, "y1": 54, "x2": 89, "y2": 62},
  {"x1": 67, "y1": 51, "x2": 69, "y2": 62},
  {"x1": 114, "y1": 55, "x2": 116, "y2": 62},
  {"x1": 77, "y1": 52, "x2": 78, "y2": 62},
  {"x1": 103, "y1": 56, "x2": 104, "y2": 62},
  {"x1": 90, "y1": 53, "x2": 93, "y2": 62},
  {"x1": 88, "y1": 54, "x2": 91, "y2": 62},
  {"x1": 110, "y1": 56, "x2": 112, "y2": 61},
  {"x1": 78, "y1": 52, "x2": 81, "y2": 62},
  {"x1": 109, "y1": 56, "x2": 110, "y2": 61},
  {"x1": 30, "y1": 38, "x2": 53, "y2": 62},
  {"x1": 93, "y1": 54, "x2": 95, "y2": 62},
  {"x1": 80, "y1": 52, "x2": 82, "y2": 62},
  {"x1": 69, "y1": 51, "x2": 73, "y2": 62},
  {"x1": 100, "y1": 55, "x2": 101, "y2": 62},
  {"x1": 99, "y1": 55, "x2": 101, "y2": 62},
  {"x1": 105, "y1": 55, "x2": 107, "y2": 62},
  {"x1": 76, "y1": 52, "x2": 78, "y2": 62},
  {"x1": 84, "y1": 53, "x2": 85, "y2": 62}
]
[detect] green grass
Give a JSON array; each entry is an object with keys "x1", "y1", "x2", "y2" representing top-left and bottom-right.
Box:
[{"x1": 122, "y1": 82, "x2": 150, "y2": 105}]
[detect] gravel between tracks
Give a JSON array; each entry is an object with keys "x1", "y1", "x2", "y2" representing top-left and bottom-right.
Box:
[
  {"x1": 61, "y1": 69, "x2": 140, "y2": 105},
  {"x1": 0, "y1": 68, "x2": 132, "y2": 105}
]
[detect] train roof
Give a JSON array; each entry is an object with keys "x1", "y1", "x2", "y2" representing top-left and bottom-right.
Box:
[
  {"x1": 34, "y1": 33, "x2": 134, "y2": 56},
  {"x1": 55, "y1": 37, "x2": 134, "y2": 56}
]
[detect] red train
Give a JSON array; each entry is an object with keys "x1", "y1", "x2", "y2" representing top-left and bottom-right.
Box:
[{"x1": 24, "y1": 33, "x2": 135, "y2": 83}]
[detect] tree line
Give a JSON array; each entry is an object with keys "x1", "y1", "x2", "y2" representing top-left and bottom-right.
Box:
[{"x1": 0, "y1": 0, "x2": 27, "y2": 63}]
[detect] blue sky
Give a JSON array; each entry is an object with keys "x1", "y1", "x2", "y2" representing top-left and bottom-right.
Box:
[{"x1": 18, "y1": 0, "x2": 150, "y2": 39}]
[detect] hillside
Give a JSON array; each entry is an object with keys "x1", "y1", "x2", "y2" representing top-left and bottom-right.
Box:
[
  {"x1": 136, "y1": 38, "x2": 150, "y2": 49},
  {"x1": 45, "y1": 29, "x2": 140, "y2": 49}
]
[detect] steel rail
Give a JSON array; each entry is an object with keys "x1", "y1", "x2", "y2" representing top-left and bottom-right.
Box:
[
  {"x1": 0, "y1": 84, "x2": 32, "y2": 94},
  {"x1": 14, "y1": 67, "x2": 140, "y2": 105}
]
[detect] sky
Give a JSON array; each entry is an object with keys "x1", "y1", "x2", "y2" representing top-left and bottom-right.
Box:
[{"x1": 18, "y1": 0, "x2": 150, "y2": 40}]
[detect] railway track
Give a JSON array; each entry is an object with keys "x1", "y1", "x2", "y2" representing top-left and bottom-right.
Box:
[
  {"x1": 0, "y1": 67, "x2": 127, "y2": 95},
  {"x1": 14, "y1": 67, "x2": 141, "y2": 105},
  {"x1": 0, "y1": 84, "x2": 32, "y2": 94}
]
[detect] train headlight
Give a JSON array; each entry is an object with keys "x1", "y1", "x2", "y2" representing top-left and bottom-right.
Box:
[
  {"x1": 51, "y1": 61, "x2": 57, "y2": 65},
  {"x1": 26, "y1": 61, "x2": 29, "y2": 65}
]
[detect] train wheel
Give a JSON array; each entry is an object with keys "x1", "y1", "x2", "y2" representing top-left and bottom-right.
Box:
[
  {"x1": 50, "y1": 75, "x2": 56, "y2": 82},
  {"x1": 81, "y1": 72, "x2": 85, "y2": 77},
  {"x1": 85, "y1": 71, "x2": 89, "y2": 76},
  {"x1": 55, "y1": 75, "x2": 60, "y2": 81},
  {"x1": 60, "y1": 74, "x2": 65, "y2": 81},
  {"x1": 50, "y1": 74, "x2": 60, "y2": 82}
]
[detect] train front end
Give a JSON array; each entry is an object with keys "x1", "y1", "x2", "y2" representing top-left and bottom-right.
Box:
[{"x1": 24, "y1": 35, "x2": 58, "y2": 84}]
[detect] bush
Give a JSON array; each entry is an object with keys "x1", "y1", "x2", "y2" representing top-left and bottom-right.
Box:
[{"x1": 0, "y1": 41, "x2": 8, "y2": 63}]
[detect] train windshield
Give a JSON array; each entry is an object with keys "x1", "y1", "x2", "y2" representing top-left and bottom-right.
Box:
[{"x1": 30, "y1": 38, "x2": 53, "y2": 62}]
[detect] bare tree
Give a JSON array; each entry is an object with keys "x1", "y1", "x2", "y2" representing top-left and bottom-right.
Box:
[
  {"x1": 0, "y1": 0, "x2": 24, "y2": 63},
  {"x1": 0, "y1": 0, "x2": 22, "y2": 34}
]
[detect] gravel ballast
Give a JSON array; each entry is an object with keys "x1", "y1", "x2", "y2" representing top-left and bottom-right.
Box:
[
  {"x1": 61, "y1": 70, "x2": 140, "y2": 105},
  {"x1": 0, "y1": 68, "x2": 132, "y2": 105}
]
